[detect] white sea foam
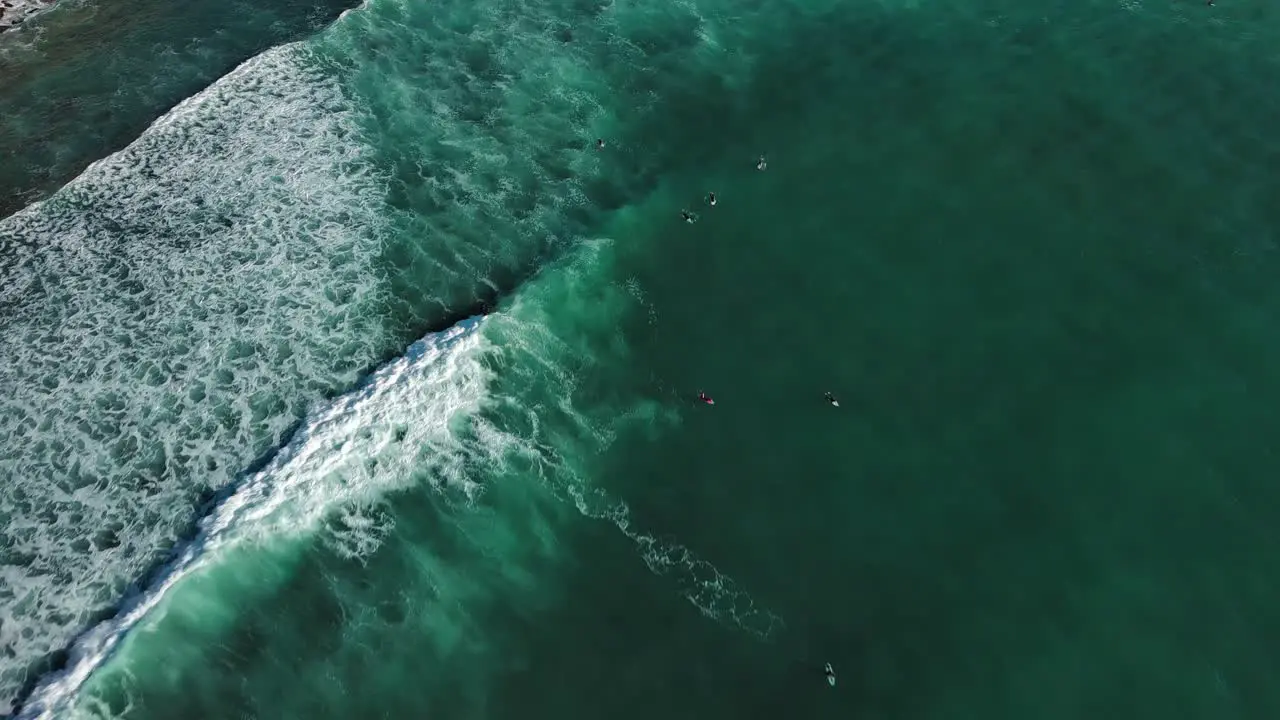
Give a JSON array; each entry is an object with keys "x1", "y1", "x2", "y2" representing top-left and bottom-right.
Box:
[
  {"x1": 0, "y1": 43, "x2": 393, "y2": 714},
  {"x1": 19, "y1": 319, "x2": 491, "y2": 720},
  {"x1": 21, "y1": 252, "x2": 781, "y2": 718},
  {"x1": 0, "y1": 0, "x2": 609, "y2": 709},
  {"x1": 0, "y1": 0, "x2": 795, "y2": 708},
  {"x1": 0, "y1": 0, "x2": 56, "y2": 33},
  {"x1": 205, "y1": 318, "x2": 494, "y2": 542}
]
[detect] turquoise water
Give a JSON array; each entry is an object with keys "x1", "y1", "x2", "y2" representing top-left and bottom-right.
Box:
[{"x1": 4, "y1": 0, "x2": 1280, "y2": 718}]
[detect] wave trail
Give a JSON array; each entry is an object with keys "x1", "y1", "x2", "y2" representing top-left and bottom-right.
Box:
[
  {"x1": 14, "y1": 317, "x2": 490, "y2": 720},
  {"x1": 0, "y1": 42, "x2": 393, "y2": 714}
]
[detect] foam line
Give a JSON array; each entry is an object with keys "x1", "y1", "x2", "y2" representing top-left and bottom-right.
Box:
[
  {"x1": 15, "y1": 317, "x2": 490, "y2": 720},
  {"x1": 0, "y1": 43, "x2": 392, "y2": 714}
]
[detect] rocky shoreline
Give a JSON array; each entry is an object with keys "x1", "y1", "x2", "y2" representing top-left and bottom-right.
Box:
[{"x1": 0, "y1": 0, "x2": 57, "y2": 33}]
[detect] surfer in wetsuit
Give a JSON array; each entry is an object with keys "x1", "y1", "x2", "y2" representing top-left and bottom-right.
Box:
[
  {"x1": 824, "y1": 662, "x2": 836, "y2": 686},
  {"x1": 756, "y1": 155, "x2": 767, "y2": 171},
  {"x1": 707, "y1": 192, "x2": 717, "y2": 206},
  {"x1": 824, "y1": 392, "x2": 838, "y2": 407},
  {"x1": 697, "y1": 391, "x2": 713, "y2": 405},
  {"x1": 596, "y1": 138, "x2": 606, "y2": 150},
  {"x1": 681, "y1": 209, "x2": 697, "y2": 224}
]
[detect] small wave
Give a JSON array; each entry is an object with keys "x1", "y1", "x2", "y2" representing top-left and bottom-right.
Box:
[
  {"x1": 23, "y1": 236, "x2": 783, "y2": 717},
  {"x1": 0, "y1": 42, "x2": 393, "y2": 713},
  {"x1": 0, "y1": 0, "x2": 801, "y2": 709},
  {"x1": 16, "y1": 318, "x2": 490, "y2": 720}
]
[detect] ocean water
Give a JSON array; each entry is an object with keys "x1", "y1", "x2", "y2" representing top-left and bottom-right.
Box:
[
  {"x1": 4, "y1": 0, "x2": 1280, "y2": 718},
  {"x1": 0, "y1": 0, "x2": 358, "y2": 215}
]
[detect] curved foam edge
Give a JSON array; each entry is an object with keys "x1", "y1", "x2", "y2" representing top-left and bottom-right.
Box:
[
  {"x1": 15, "y1": 317, "x2": 490, "y2": 720},
  {"x1": 0, "y1": 38, "x2": 398, "y2": 713}
]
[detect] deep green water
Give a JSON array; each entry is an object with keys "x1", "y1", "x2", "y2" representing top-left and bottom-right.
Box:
[{"x1": 5, "y1": 0, "x2": 1280, "y2": 719}]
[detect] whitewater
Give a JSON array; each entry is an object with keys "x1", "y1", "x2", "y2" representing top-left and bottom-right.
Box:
[
  {"x1": 16, "y1": 317, "x2": 490, "y2": 719},
  {"x1": 0, "y1": 41, "x2": 397, "y2": 713},
  {"x1": 0, "y1": 0, "x2": 793, "y2": 711},
  {"x1": 15, "y1": 250, "x2": 781, "y2": 716},
  {"x1": 9, "y1": 0, "x2": 1280, "y2": 716}
]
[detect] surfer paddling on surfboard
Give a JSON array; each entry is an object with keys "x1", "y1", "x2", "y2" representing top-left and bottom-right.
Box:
[
  {"x1": 824, "y1": 662, "x2": 836, "y2": 687},
  {"x1": 697, "y1": 391, "x2": 715, "y2": 405},
  {"x1": 824, "y1": 392, "x2": 839, "y2": 407}
]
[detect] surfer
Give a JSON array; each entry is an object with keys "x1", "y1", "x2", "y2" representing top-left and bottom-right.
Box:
[
  {"x1": 596, "y1": 138, "x2": 606, "y2": 150},
  {"x1": 707, "y1": 192, "x2": 717, "y2": 206},
  {"x1": 756, "y1": 155, "x2": 767, "y2": 171},
  {"x1": 824, "y1": 662, "x2": 836, "y2": 686},
  {"x1": 824, "y1": 392, "x2": 839, "y2": 407},
  {"x1": 697, "y1": 391, "x2": 714, "y2": 405},
  {"x1": 681, "y1": 209, "x2": 697, "y2": 224}
]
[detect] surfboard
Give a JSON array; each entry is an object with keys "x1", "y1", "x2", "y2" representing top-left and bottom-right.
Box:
[{"x1": 830, "y1": 400, "x2": 839, "y2": 407}]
